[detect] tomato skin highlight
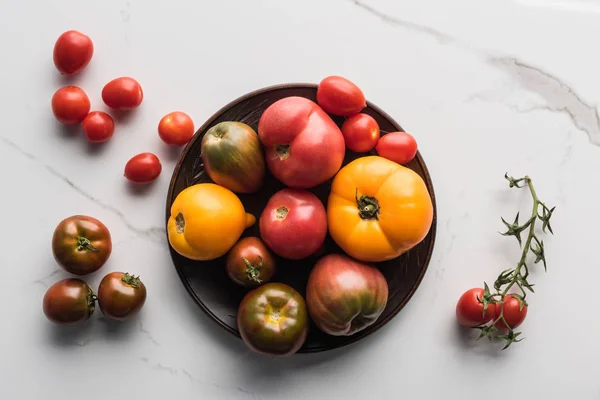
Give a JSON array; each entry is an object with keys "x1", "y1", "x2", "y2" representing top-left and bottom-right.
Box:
[
  {"x1": 341, "y1": 113, "x2": 380, "y2": 152},
  {"x1": 102, "y1": 77, "x2": 143, "y2": 110},
  {"x1": 158, "y1": 111, "x2": 195, "y2": 146},
  {"x1": 316, "y1": 76, "x2": 366, "y2": 116},
  {"x1": 43, "y1": 279, "x2": 96, "y2": 325},
  {"x1": 124, "y1": 153, "x2": 162, "y2": 183},
  {"x1": 98, "y1": 272, "x2": 147, "y2": 321},
  {"x1": 53, "y1": 30, "x2": 94, "y2": 75},
  {"x1": 455, "y1": 288, "x2": 495, "y2": 327},
  {"x1": 51, "y1": 86, "x2": 91, "y2": 125},
  {"x1": 494, "y1": 294, "x2": 528, "y2": 332},
  {"x1": 376, "y1": 131, "x2": 418, "y2": 165},
  {"x1": 82, "y1": 111, "x2": 115, "y2": 143}
]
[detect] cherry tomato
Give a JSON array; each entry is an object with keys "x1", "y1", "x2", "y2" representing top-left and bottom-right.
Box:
[
  {"x1": 51, "y1": 86, "x2": 91, "y2": 125},
  {"x1": 82, "y1": 111, "x2": 115, "y2": 143},
  {"x1": 456, "y1": 288, "x2": 495, "y2": 327},
  {"x1": 102, "y1": 77, "x2": 143, "y2": 110},
  {"x1": 43, "y1": 279, "x2": 96, "y2": 325},
  {"x1": 124, "y1": 152, "x2": 162, "y2": 183},
  {"x1": 158, "y1": 111, "x2": 195, "y2": 146},
  {"x1": 226, "y1": 237, "x2": 276, "y2": 288},
  {"x1": 341, "y1": 113, "x2": 380, "y2": 152},
  {"x1": 316, "y1": 76, "x2": 366, "y2": 116},
  {"x1": 98, "y1": 272, "x2": 147, "y2": 321},
  {"x1": 494, "y1": 294, "x2": 527, "y2": 332},
  {"x1": 52, "y1": 215, "x2": 112, "y2": 275},
  {"x1": 375, "y1": 131, "x2": 418, "y2": 165},
  {"x1": 53, "y1": 30, "x2": 94, "y2": 75}
]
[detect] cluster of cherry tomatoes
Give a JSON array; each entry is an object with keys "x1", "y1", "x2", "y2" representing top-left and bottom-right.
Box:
[{"x1": 50, "y1": 30, "x2": 196, "y2": 184}]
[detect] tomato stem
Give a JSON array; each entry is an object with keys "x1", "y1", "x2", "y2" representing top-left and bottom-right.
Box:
[
  {"x1": 275, "y1": 206, "x2": 288, "y2": 220},
  {"x1": 76, "y1": 237, "x2": 99, "y2": 252},
  {"x1": 355, "y1": 188, "x2": 380, "y2": 220},
  {"x1": 243, "y1": 257, "x2": 263, "y2": 284},
  {"x1": 175, "y1": 213, "x2": 185, "y2": 234},
  {"x1": 275, "y1": 145, "x2": 291, "y2": 160}
]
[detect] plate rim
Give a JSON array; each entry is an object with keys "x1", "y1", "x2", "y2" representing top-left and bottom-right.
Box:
[{"x1": 165, "y1": 82, "x2": 438, "y2": 353}]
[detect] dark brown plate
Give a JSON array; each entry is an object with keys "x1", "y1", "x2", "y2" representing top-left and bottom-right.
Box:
[{"x1": 165, "y1": 83, "x2": 437, "y2": 353}]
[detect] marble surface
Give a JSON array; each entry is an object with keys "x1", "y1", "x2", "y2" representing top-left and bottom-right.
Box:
[{"x1": 1, "y1": 0, "x2": 598, "y2": 398}]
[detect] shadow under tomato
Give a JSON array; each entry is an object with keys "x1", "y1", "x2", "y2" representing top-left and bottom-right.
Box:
[
  {"x1": 45, "y1": 319, "x2": 96, "y2": 348},
  {"x1": 83, "y1": 139, "x2": 113, "y2": 156},
  {"x1": 452, "y1": 318, "x2": 506, "y2": 357},
  {"x1": 53, "y1": 120, "x2": 82, "y2": 138},
  {"x1": 97, "y1": 315, "x2": 140, "y2": 340},
  {"x1": 125, "y1": 179, "x2": 159, "y2": 196}
]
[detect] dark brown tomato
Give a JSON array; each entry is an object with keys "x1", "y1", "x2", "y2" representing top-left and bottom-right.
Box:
[
  {"x1": 98, "y1": 272, "x2": 147, "y2": 321},
  {"x1": 226, "y1": 236, "x2": 276, "y2": 288},
  {"x1": 43, "y1": 279, "x2": 96, "y2": 325},
  {"x1": 52, "y1": 215, "x2": 112, "y2": 275}
]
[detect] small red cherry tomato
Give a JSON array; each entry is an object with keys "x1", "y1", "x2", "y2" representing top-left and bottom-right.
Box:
[
  {"x1": 341, "y1": 113, "x2": 380, "y2": 152},
  {"x1": 82, "y1": 111, "x2": 115, "y2": 143},
  {"x1": 158, "y1": 111, "x2": 195, "y2": 146},
  {"x1": 51, "y1": 86, "x2": 91, "y2": 125},
  {"x1": 124, "y1": 153, "x2": 162, "y2": 183},
  {"x1": 456, "y1": 288, "x2": 495, "y2": 327},
  {"x1": 316, "y1": 76, "x2": 366, "y2": 116},
  {"x1": 494, "y1": 294, "x2": 528, "y2": 332},
  {"x1": 375, "y1": 131, "x2": 418, "y2": 165},
  {"x1": 53, "y1": 30, "x2": 94, "y2": 75},
  {"x1": 102, "y1": 77, "x2": 143, "y2": 110}
]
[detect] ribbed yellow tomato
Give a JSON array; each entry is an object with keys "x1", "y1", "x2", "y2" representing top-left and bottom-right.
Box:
[
  {"x1": 327, "y1": 156, "x2": 433, "y2": 262},
  {"x1": 167, "y1": 183, "x2": 256, "y2": 261}
]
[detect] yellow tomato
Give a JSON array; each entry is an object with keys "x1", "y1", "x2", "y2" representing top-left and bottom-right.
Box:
[
  {"x1": 167, "y1": 183, "x2": 256, "y2": 261},
  {"x1": 328, "y1": 156, "x2": 433, "y2": 262}
]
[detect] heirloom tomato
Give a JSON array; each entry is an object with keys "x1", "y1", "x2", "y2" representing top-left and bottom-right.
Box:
[
  {"x1": 98, "y1": 272, "x2": 147, "y2": 321},
  {"x1": 226, "y1": 237, "x2": 275, "y2": 288},
  {"x1": 43, "y1": 279, "x2": 96, "y2": 325}
]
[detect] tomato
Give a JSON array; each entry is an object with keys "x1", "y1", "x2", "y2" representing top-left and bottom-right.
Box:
[
  {"x1": 257, "y1": 96, "x2": 345, "y2": 189},
  {"x1": 328, "y1": 156, "x2": 433, "y2": 262},
  {"x1": 43, "y1": 279, "x2": 96, "y2": 325},
  {"x1": 124, "y1": 153, "x2": 162, "y2": 183},
  {"x1": 494, "y1": 294, "x2": 527, "y2": 332},
  {"x1": 82, "y1": 111, "x2": 115, "y2": 143},
  {"x1": 101, "y1": 77, "x2": 143, "y2": 110},
  {"x1": 98, "y1": 272, "x2": 147, "y2": 321},
  {"x1": 52, "y1": 215, "x2": 112, "y2": 275},
  {"x1": 51, "y1": 86, "x2": 91, "y2": 125},
  {"x1": 53, "y1": 30, "x2": 94, "y2": 75},
  {"x1": 376, "y1": 131, "x2": 418, "y2": 165},
  {"x1": 201, "y1": 121, "x2": 265, "y2": 194},
  {"x1": 455, "y1": 288, "x2": 495, "y2": 327},
  {"x1": 167, "y1": 183, "x2": 256, "y2": 260},
  {"x1": 341, "y1": 113, "x2": 380, "y2": 152},
  {"x1": 259, "y1": 188, "x2": 327, "y2": 260},
  {"x1": 237, "y1": 283, "x2": 308, "y2": 357},
  {"x1": 306, "y1": 254, "x2": 388, "y2": 336},
  {"x1": 226, "y1": 237, "x2": 276, "y2": 288},
  {"x1": 316, "y1": 76, "x2": 366, "y2": 116},
  {"x1": 158, "y1": 111, "x2": 195, "y2": 146}
]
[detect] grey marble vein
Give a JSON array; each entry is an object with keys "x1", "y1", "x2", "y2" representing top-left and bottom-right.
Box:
[
  {"x1": 33, "y1": 268, "x2": 61, "y2": 288},
  {"x1": 138, "y1": 321, "x2": 161, "y2": 346},
  {"x1": 0, "y1": 136, "x2": 166, "y2": 243}
]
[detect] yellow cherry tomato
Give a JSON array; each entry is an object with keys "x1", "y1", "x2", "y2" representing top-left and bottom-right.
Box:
[
  {"x1": 327, "y1": 156, "x2": 433, "y2": 262},
  {"x1": 167, "y1": 183, "x2": 256, "y2": 261}
]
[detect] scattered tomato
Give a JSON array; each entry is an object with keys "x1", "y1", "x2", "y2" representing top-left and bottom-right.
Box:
[
  {"x1": 341, "y1": 113, "x2": 380, "y2": 152},
  {"x1": 158, "y1": 111, "x2": 195, "y2": 146},
  {"x1": 455, "y1": 288, "x2": 495, "y2": 327},
  {"x1": 52, "y1": 215, "x2": 112, "y2": 275},
  {"x1": 102, "y1": 77, "x2": 143, "y2": 110},
  {"x1": 53, "y1": 30, "x2": 94, "y2": 75},
  {"x1": 43, "y1": 279, "x2": 96, "y2": 325},
  {"x1": 51, "y1": 86, "x2": 91, "y2": 125},
  {"x1": 316, "y1": 76, "x2": 366, "y2": 116},
  {"x1": 124, "y1": 153, "x2": 162, "y2": 183},
  {"x1": 376, "y1": 131, "x2": 418, "y2": 165},
  {"x1": 226, "y1": 237, "x2": 276, "y2": 288},
  {"x1": 82, "y1": 111, "x2": 115, "y2": 143},
  {"x1": 494, "y1": 294, "x2": 527, "y2": 332},
  {"x1": 98, "y1": 272, "x2": 147, "y2": 321}
]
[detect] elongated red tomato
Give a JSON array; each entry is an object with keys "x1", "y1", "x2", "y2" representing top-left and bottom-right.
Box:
[
  {"x1": 124, "y1": 153, "x2": 161, "y2": 183},
  {"x1": 317, "y1": 76, "x2": 366, "y2": 116},
  {"x1": 102, "y1": 77, "x2": 143, "y2": 110},
  {"x1": 376, "y1": 131, "x2": 418, "y2": 165},
  {"x1": 53, "y1": 30, "x2": 94, "y2": 75}
]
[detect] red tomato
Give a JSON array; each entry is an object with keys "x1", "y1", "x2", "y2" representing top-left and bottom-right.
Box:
[
  {"x1": 124, "y1": 153, "x2": 162, "y2": 183},
  {"x1": 158, "y1": 111, "x2": 195, "y2": 146},
  {"x1": 51, "y1": 86, "x2": 91, "y2": 125},
  {"x1": 259, "y1": 188, "x2": 327, "y2": 260},
  {"x1": 341, "y1": 113, "x2": 380, "y2": 152},
  {"x1": 316, "y1": 76, "x2": 366, "y2": 116},
  {"x1": 82, "y1": 111, "x2": 115, "y2": 143},
  {"x1": 53, "y1": 30, "x2": 94, "y2": 75},
  {"x1": 494, "y1": 294, "x2": 527, "y2": 332},
  {"x1": 376, "y1": 131, "x2": 418, "y2": 165},
  {"x1": 456, "y1": 288, "x2": 495, "y2": 327},
  {"x1": 102, "y1": 77, "x2": 143, "y2": 110}
]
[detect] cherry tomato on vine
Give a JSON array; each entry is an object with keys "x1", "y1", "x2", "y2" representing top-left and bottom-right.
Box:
[
  {"x1": 98, "y1": 272, "x2": 147, "y2": 321},
  {"x1": 158, "y1": 111, "x2": 195, "y2": 146},
  {"x1": 51, "y1": 86, "x2": 90, "y2": 125},
  {"x1": 102, "y1": 77, "x2": 143, "y2": 110},
  {"x1": 53, "y1": 30, "x2": 94, "y2": 75},
  {"x1": 82, "y1": 111, "x2": 115, "y2": 143},
  {"x1": 124, "y1": 152, "x2": 161, "y2": 183},
  {"x1": 376, "y1": 131, "x2": 418, "y2": 165},
  {"x1": 43, "y1": 279, "x2": 96, "y2": 325},
  {"x1": 494, "y1": 294, "x2": 528, "y2": 332},
  {"x1": 455, "y1": 288, "x2": 495, "y2": 327},
  {"x1": 341, "y1": 113, "x2": 380, "y2": 152}
]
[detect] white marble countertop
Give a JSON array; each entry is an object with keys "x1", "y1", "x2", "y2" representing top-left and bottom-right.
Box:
[{"x1": 2, "y1": 0, "x2": 598, "y2": 399}]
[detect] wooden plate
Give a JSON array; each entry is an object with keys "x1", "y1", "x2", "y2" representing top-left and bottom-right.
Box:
[{"x1": 165, "y1": 83, "x2": 437, "y2": 353}]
